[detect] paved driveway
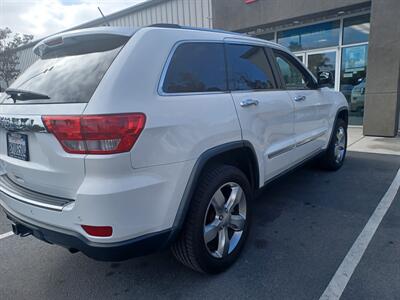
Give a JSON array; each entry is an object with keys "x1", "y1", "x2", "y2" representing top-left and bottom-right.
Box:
[{"x1": 0, "y1": 151, "x2": 399, "y2": 300}]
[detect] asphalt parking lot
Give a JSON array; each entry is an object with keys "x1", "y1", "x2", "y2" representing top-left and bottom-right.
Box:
[{"x1": 0, "y1": 150, "x2": 399, "y2": 300}]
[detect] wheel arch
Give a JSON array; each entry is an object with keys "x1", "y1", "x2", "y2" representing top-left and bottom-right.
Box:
[
  {"x1": 337, "y1": 107, "x2": 349, "y2": 125},
  {"x1": 327, "y1": 106, "x2": 349, "y2": 146},
  {"x1": 168, "y1": 141, "x2": 259, "y2": 242}
]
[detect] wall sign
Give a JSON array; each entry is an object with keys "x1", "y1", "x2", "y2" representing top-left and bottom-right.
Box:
[{"x1": 244, "y1": 0, "x2": 257, "y2": 4}]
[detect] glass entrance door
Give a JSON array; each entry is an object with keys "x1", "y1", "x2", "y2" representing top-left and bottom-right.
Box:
[
  {"x1": 306, "y1": 50, "x2": 338, "y2": 89},
  {"x1": 294, "y1": 50, "x2": 339, "y2": 90}
]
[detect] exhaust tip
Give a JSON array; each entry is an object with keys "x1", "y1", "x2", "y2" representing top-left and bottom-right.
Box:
[{"x1": 11, "y1": 223, "x2": 32, "y2": 237}]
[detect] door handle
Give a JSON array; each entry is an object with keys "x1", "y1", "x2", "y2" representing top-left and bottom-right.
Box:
[
  {"x1": 294, "y1": 95, "x2": 306, "y2": 102},
  {"x1": 240, "y1": 99, "x2": 259, "y2": 107}
]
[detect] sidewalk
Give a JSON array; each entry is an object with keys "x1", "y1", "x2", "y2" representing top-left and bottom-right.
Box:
[{"x1": 348, "y1": 126, "x2": 400, "y2": 156}]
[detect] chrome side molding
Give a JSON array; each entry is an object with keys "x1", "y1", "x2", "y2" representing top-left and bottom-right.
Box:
[
  {"x1": 268, "y1": 130, "x2": 327, "y2": 159},
  {"x1": 268, "y1": 144, "x2": 295, "y2": 159},
  {"x1": 296, "y1": 130, "x2": 327, "y2": 147}
]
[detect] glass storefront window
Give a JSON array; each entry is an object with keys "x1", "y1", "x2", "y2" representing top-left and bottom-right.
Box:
[
  {"x1": 277, "y1": 21, "x2": 340, "y2": 51},
  {"x1": 340, "y1": 45, "x2": 368, "y2": 125},
  {"x1": 256, "y1": 32, "x2": 275, "y2": 41},
  {"x1": 295, "y1": 54, "x2": 304, "y2": 63},
  {"x1": 252, "y1": 14, "x2": 370, "y2": 126},
  {"x1": 343, "y1": 14, "x2": 370, "y2": 45}
]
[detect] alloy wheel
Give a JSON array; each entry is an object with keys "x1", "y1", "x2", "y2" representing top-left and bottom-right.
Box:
[
  {"x1": 334, "y1": 126, "x2": 346, "y2": 163},
  {"x1": 203, "y1": 182, "x2": 247, "y2": 258}
]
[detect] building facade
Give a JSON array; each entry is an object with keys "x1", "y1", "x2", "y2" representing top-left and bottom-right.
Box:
[
  {"x1": 13, "y1": 0, "x2": 212, "y2": 73},
  {"x1": 8, "y1": 0, "x2": 400, "y2": 136},
  {"x1": 212, "y1": 0, "x2": 400, "y2": 136}
]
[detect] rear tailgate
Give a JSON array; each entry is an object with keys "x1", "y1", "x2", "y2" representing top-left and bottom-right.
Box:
[
  {"x1": 0, "y1": 104, "x2": 87, "y2": 199},
  {"x1": 0, "y1": 28, "x2": 134, "y2": 200}
]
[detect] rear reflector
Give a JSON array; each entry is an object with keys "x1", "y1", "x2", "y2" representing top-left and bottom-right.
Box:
[
  {"x1": 42, "y1": 113, "x2": 146, "y2": 154},
  {"x1": 81, "y1": 225, "x2": 113, "y2": 237}
]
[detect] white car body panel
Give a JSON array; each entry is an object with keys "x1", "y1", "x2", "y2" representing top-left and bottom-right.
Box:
[
  {"x1": 230, "y1": 90, "x2": 295, "y2": 183},
  {"x1": 288, "y1": 88, "x2": 332, "y2": 164}
]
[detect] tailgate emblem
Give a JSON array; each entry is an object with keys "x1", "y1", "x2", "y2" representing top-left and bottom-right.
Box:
[{"x1": 0, "y1": 116, "x2": 47, "y2": 133}]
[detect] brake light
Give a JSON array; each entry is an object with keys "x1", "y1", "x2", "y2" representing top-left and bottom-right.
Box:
[
  {"x1": 42, "y1": 113, "x2": 146, "y2": 154},
  {"x1": 81, "y1": 225, "x2": 113, "y2": 237}
]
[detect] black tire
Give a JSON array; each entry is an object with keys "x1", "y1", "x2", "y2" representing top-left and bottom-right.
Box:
[
  {"x1": 171, "y1": 165, "x2": 252, "y2": 274},
  {"x1": 318, "y1": 118, "x2": 347, "y2": 171}
]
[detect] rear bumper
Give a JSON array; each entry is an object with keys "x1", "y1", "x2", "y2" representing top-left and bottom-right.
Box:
[
  {"x1": 4, "y1": 208, "x2": 172, "y2": 261},
  {"x1": 0, "y1": 174, "x2": 73, "y2": 211},
  {"x1": 0, "y1": 160, "x2": 194, "y2": 244},
  {"x1": 0, "y1": 159, "x2": 195, "y2": 260}
]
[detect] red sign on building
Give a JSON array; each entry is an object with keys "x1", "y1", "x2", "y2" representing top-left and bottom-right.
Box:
[{"x1": 244, "y1": 0, "x2": 257, "y2": 3}]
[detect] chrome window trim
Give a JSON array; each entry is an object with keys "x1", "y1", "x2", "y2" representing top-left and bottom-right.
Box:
[
  {"x1": 229, "y1": 89, "x2": 285, "y2": 94},
  {"x1": 0, "y1": 115, "x2": 47, "y2": 133},
  {"x1": 157, "y1": 39, "x2": 285, "y2": 96}
]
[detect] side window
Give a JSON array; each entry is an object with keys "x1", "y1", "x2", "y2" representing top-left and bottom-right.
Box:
[
  {"x1": 162, "y1": 42, "x2": 227, "y2": 93},
  {"x1": 273, "y1": 51, "x2": 314, "y2": 90},
  {"x1": 226, "y1": 44, "x2": 275, "y2": 91}
]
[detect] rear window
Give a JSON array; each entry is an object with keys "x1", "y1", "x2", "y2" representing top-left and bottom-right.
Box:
[
  {"x1": 1, "y1": 35, "x2": 129, "y2": 104},
  {"x1": 162, "y1": 42, "x2": 227, "y2": 93}
]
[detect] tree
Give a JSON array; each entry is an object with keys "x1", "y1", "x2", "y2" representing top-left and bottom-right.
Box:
[{"x1": 0, "y1": 27, "x2": 33, "y2": 89}]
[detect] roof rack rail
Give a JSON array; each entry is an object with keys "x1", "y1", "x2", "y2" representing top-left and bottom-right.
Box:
[
  {"x1": 147, "y1": 23, "x2": 182, "y2": 29},
  {"x1": 181, "y1": 26, "x2": 245, "y2": 36},
  {"x1": 146, "y1": 24, "x2": 245, "y2": 37}
]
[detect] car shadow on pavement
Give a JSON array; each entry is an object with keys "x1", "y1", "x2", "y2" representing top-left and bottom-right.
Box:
[{"x1": 1, "y1": 151, "x2": 400, "y2": 300}]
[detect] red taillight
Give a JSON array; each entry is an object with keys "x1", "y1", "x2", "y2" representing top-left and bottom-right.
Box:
[
  {"x1": 81, "y1": 225, "x2": 113, "y2": 237},
  {"x1": 42, "y1": 113, "x2": 146, "y2": 154}
]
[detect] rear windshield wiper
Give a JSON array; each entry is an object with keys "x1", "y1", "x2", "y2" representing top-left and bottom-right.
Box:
[{"x1": 5, "y1": 88, "x2": 50, "y2": 102}]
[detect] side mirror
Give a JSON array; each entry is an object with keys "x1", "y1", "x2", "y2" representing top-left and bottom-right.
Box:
[{"x1": 317, "y1": 71, "x2": 334, "y2": 88}]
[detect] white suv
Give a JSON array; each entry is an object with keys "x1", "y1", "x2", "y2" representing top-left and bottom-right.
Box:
[{"x1": 0, "y1": 25, "x2": 348, "y2": 273}]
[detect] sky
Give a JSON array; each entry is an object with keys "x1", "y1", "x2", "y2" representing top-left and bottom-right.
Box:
[{"x1": 0, "y1": 0, "x2": 147, "y2": 40}]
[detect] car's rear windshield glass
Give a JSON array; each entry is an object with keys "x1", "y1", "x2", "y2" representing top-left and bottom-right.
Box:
[{"x1": 1, "y1": 35, "x2": 129, "y2": 104}]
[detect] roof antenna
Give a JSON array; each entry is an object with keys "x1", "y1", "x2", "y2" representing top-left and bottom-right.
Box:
[{"x1": 97, "y1": 7, "x2": 110, "y2": 26}]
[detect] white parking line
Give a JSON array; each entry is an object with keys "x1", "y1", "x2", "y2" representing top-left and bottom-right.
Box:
[
  {"x1": 320, "y1": 168, "x2": 400, "y2": 300},
  {"x1": 0, "y1": 231, "x2": 14, "y2": 240}
]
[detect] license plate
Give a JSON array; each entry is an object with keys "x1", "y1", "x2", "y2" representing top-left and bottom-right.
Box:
[{"x1": 7, "y1": 132, "x2": 30, "y2": 161}]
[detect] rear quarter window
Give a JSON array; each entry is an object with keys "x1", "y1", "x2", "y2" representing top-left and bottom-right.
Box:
[{"x1": 162, "y1": 42, "x2": 227, "y2": 93}]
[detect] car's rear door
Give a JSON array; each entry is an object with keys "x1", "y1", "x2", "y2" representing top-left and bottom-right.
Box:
[
  {"x1": 271, "y1": 49, "x2": 330, "y2": 164},
  {"x1": 226, "y1": 42, "x2": 295, "y2": 183}
]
